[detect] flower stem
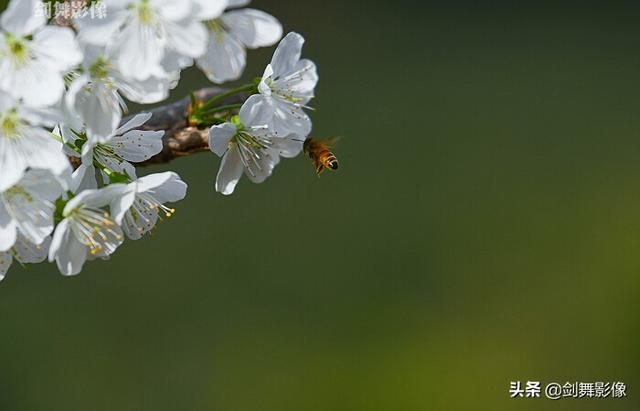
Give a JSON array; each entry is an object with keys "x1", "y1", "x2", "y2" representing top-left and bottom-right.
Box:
[
  {"x1": 95, "y1": 162, "x2": 132, "y2": 184},
  {"x1": 201, "y1": 103, "x2": 243, "y2": 115},
  {"x1": 200, "y1": 83, "x2": 256, "y2": 109}
]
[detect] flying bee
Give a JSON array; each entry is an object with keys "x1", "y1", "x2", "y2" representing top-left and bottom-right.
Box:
[{"x1": 303, "y1": 137, "x2": 341, "y2": 176}]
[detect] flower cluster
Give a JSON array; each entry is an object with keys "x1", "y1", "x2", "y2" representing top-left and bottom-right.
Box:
[
  {"x1": 209, "y1": 32, "x2": 317, "y2": 194},
  {"x1": 0, "y1": 0, "x2": 324, "y2": 281}
]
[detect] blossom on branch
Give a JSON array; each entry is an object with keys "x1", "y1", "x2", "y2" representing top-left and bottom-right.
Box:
[
  {"x1": 65, "y1": 45, "x2": 172, "y2": 142},
  {"x1": 74, "y1": 0, "x2": 208, "y2": 82},
  {"x1": 0, "y1": 0, "x2": 81, "y2": 107},
  {"x1": 0, "y1": 169, "x2": 64, "y2": 252},
  {"x1": 0, "y1": 0, "x2": 329, "y2": 279},
  {"x1": 209, "y1": 95, "x2": 303, "y2": 195},
  {"x1": 0, "y1": 235, "x2": 50, "y2": 281},
  {"x1": 196, "y1": 0, "x2": 283, "y2": 83},
  {"x1": 252, "y1": 32, "x2": 318, "y2": 138},
  {"x1": 109, "y1": 172, "x2": 187, "y2": 240},
  {"x1": 49, "y1": 184, "x2": 135, "y2": 276},
  {"x1": 64, "y1": 113, "x2": 165, "y2": 191},
  {"x1": 0, "y1": 91, "x2": 70, "y2": 192}
]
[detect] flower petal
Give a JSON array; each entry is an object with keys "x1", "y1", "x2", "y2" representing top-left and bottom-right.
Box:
[
  {"x1": 65, "y1": 184, "x2": 131, "y2": 214},
  {"x1": 0, "y1": 127, "x2": 70, "y2": 192},
  {"x1": 108, "y1": 183, "x2": 137, "y2": 225},
  {"x1": 32, "y1": 26, "x2": 82, "y2": 72},
  {"x1": 0, "y1": 135, "x2": 28, "y2": 191},
  {"x1": 112, "y1": 19, "x2": 166, "y2": 81},
  {"x1": 20, "y1": 105, "x2": 65, "y2": 129},
  {"x1": 7, "y1": 178, "x2": 56, "y2": 245},
  {"x1": 208, "y1": 122, "x2": 236, "y2": 157},
  {"x1": 192, "y1": 0, "x2": 228, "y2": 20},
  {"x1": 240, "y1": 94, "x2": 311, "y2": 138},
  {"x1": 223, "y1": 9, "x2": 282, "y2": 49},
  {"x1": 0, "y1": 57, "x2": 66, "y2": 107},
  {"x1": 244, "y1": 147, "x2": 280, "y2": 184},
  {"x1": 86, "y1": 224, "x2": 124, "y2": 258},
  {"x1": 98, "y1": 156, "x2": 137, "y2": 180},
  {"x1": 71, "y1": 162, "x2": 98, "y2": 193},
  {"x1": 0, "y1": 253, "x2": 13, "y2": 281},
  {"x1": 21, "y1": 169, "x2": 64, "y2": 201},
  {"x1": 122, "y1": 205, "x2": 155, "y2": 240},
  {"x1": 239, "y1": 94, "x2": 273, "y2": 127},
  {"x1": 257, "y1": 64, "x2": 273, "y2": 95},
  {"x1": 66, "y1": 75, "x2": 122, "y2": 144},
  {"x1": 155, "y1": 0, "x2": 193, "y2": 22},
  {"x1": 196, "y1": 31, "x2": 246, "y2": 84},
  {"x1": 270, "y1": 32, "x2": 304, "y2": 78},
  {"x1": 50, "y1": 219, "x2": 88, "y2": 276},
  {"x1": 216, "y1": 147, "x2": 244, "y2": 195},
  {"x1": 115, "y1": 74, "x2": 171, "y2": 105},
  {"x1": 272, "y1": 137, "x2": 304, "y2": 159},
  {"x1": 75, "y1": 8, "x2": 129, "y2": 45},
  {"x1": 227, "y1": 0, "x2": 251, "y2": 7},
  {"x1": 159, "y1": 50, "x2": 191, "y2": 86},
  {"x1": 164, "y1": 18, "x2": 207, "y2": 59},
  {"x1": 14, "y1": 235, "x2": 49, "y2": 264},
  {"x1": 0, "y1": 0, "x2": 46, "y2": 37},
  {"x1": 23, "y1": 128, "x2": 72, "y2": 177},
  {"x1": 111, "y1": 130, "x2": 164, "y2": 163},
  {"x1": 114, "y1": 112, "x2": 153, "y2": 135},
  {"x1": 48, "y1": 218, "x2": 66, "y2": 261},
  {"x1": 0, "y1": 203, "x2": 17, "y2": 252},
  {"x1": 137, "y1": 172, "x2": 187, "y2": 203},
  {"x1": 0, "y1": 252, "x2": 11, "y2": 281},
  {"x1": 271, "y1": 58, "x2": 318, "y2": 105}
]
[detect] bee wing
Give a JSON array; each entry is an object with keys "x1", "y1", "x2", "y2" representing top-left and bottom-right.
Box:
[{"x1": 322, "y1": 136, "x2": 342, "y2": 147}]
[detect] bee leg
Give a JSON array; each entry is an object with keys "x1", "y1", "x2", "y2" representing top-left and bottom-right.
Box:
[{"x1": 311, "y1": 160, "x2": 322, "y2": 176}]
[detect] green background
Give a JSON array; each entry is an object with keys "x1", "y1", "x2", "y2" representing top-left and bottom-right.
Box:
[{"x1": 1, "y1": 0, "x2": 639, "y2": 410}]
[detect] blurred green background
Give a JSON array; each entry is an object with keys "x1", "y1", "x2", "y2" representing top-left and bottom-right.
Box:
[{"x1": 1, "y1": 0, "x2": 640, "y2": 410}]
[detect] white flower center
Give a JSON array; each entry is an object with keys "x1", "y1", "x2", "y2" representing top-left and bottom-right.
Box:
[
  {"x1": 3, "y1": 33, "x2": 31, "y2": 68},
  {"x1": 89, "y1": 57, "x2": 111, "y2": 81},
  {"x1": 139, "y1": 192, "x2": 175, "y2": 218},
  {"x1": 0, "y1": 110, "x2": 22, "y2": 139},
  {"x1": 269, "y1": 67, "x2": 315, "y2": 105},
  {"x1": 127, "y1": 193, "x2": 176, "y2": 235},
  {"x1": 3, "y1": 185, "x2": 32, "y2": 202},
  {"x1": 93, "y1": 143, "x2": 125, "y2": 165},
  {"x1": 10, "y1": 236, "x2": 46, "y2": 263},
  {"x1": 133, "y1": 0, "x2": 156, "y2": 25},
  {"x1": 205, "y1": 19, "x2": 229, "y2": 41},
  {"x1": 67, "y1": 207, "x2": 122, "y2": 255},
  {"x1": 232, "y1": 130, "x2": 274, "y2": 177}
]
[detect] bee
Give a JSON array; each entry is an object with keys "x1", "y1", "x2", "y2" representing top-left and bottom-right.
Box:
[{"x1": 303, "y1": 137, "x2": 340, "y2": 176}]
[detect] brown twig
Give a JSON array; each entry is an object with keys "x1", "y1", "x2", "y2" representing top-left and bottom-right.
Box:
[{"x1": 126, "y1": 87, "x2": 245, "y2": 166}]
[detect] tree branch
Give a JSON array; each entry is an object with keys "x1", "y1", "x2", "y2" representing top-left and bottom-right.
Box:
[{"x1": 127, "y1": 87, "x2": 245, "y2": 166}]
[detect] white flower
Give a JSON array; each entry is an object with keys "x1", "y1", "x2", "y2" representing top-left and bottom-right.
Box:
[
  {"x1": 48, "y1": 184, "x2": 135, "y2": 276},
  {"x1": 0, "y1": 169, "x2": 63, "y2": 252},
  {"x1": 209, "y1": 96, "x2": 303, "y2": 195},
  {"x1": 69, "y1": 113, "x2": 165, "y2": 191},
  {"x1": 250, "y1": 32, "x2": 318, "y2": 138},
  {"x1": 75, "y1": 0, "x2": 208, "y2": 82},
  {"x1": 0, "y1": 235, "x2": 50, "y2": 281},
  {"x1": 0, "y1": 91, "x2": 70, "y2": 192},
  {"x1": 0, "y1": 250, "x2": 9, "y2": 280},
  {"x1": 65, "y1": 46, "x2": 172, "y2": 141},
  {"x1": 196, "y1": 0, "x2": 282, "y2": 83},
  {"x1": 192, "y1": 0, "x2": 228, "y2": 20},
  {"x1": 0, "y1": 0, "x2": 82, "y2": 106},
  {"x1": 110, "y1": 172, "x2": 187, "y2": 240}
]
